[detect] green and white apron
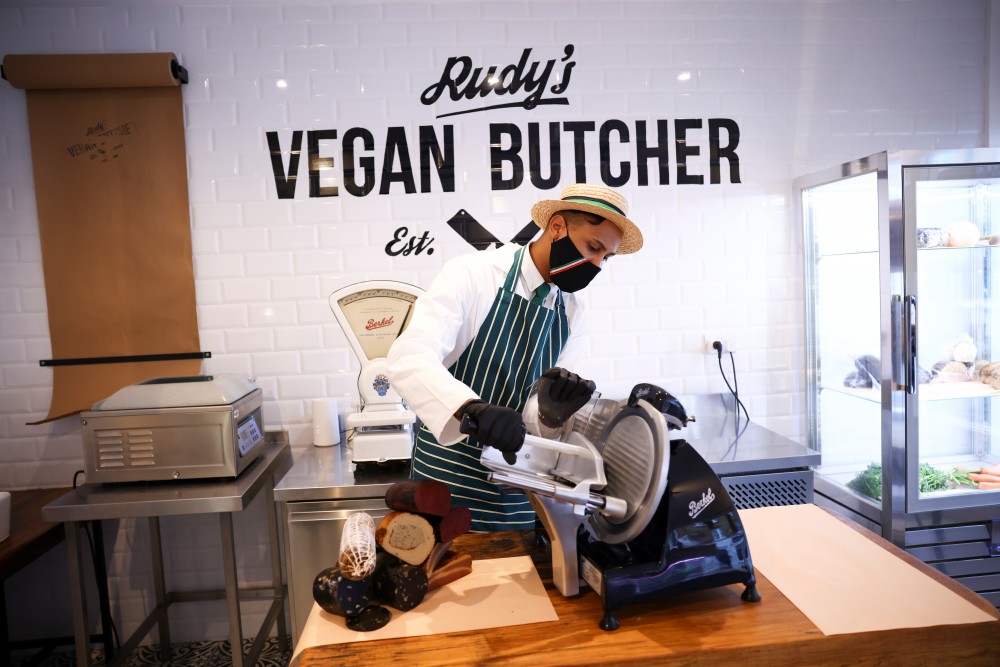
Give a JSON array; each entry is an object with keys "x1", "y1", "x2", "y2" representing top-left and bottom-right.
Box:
[{"x1": 410, "y1": 246, "x2": 570, "y2": 532}]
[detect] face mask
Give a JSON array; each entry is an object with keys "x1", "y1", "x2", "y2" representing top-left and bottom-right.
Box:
[{"x1": 548, "y1": 229, "x2": 601, "y2": 293}]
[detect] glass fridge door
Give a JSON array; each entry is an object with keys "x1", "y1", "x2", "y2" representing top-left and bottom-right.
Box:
[
  {"x1": 904, "y1": 161, "x2": 1000, "y2": 512},
  {"x1": 802, "y1": 165, "x2": 885, "y2": 513}
]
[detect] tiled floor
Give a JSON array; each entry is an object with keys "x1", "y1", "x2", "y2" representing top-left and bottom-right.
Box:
[{"x1": 11, "y1": 637, "x2": 291, "y2": 667}]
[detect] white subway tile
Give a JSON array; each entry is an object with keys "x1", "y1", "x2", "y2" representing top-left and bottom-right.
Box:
[
  {"x1": 275, "y1": 325, "x2": 322, "y2": 351},
  {"x1": 186, "y1": 102, "x2": 237, "y2": 129},
  {"x1": 388, "y1": 46, "x2": 434, "y2": 71},
  {"x1": 207, "y1": 24, "x2": 258, "y2": 51},
  {"x1": 235, "y1": 101, "x2": 287, "y2": 127},
  {"x1": 3, "y1": 361, "x2": 51, "y2": 387},
  {"x1": 104, "y1": 27, "x2": 156, "y2": 52},
  {"x1": 246, "y1": 251, "x2": 293, "y2": 277},
  {"x1": 218, "y1": 227, "x2": 269, "y2": 253},
  {"x1": 252, "y1": 351, "x2": 301, "y2": 376},
  {"x1": 277, "y1": 374, "x2": 327, "y2": 399},
  {"x1": 285, "y1": 5, "x2": 333, "y2": 23},
  {"x1": 287, "y1": 99, "x2": 339, "y2": 125},
  {"x1": 0, "y1": 289, "x2": 19, "y2": 314},
  {"x1": 224, "y1": 328, "x2": 274, "y2": 352},
  {"x1": 269, "y1": 225, "x2": 318, "y2": 250},
  {"x1": 195, "y1": 279, "x2": 222, "y2": 305},
  {"x1": 333, "y1": 47, "x2": 387, "y2": 72},
  {"x1": 197, "y1": 304, "x2": 248, "y2": 329},
  {"x1": 334, "y1": 3, "x2": 382, "y2": 22},
  {"x1": 248, "y1": 300, "x2": 297, "y2": 326},
  {"x1": 216, "y1": 127, "x2": 266, "y2": 151},
  {"x1": 286, "y1": 48, "x2": 335, "y2": 74},
  {"x1": 18, "y1": 287, "x2": 45, "y2": 312},
  {"x1": 259, "y1": 24, "x2": 309, "y2": 49},
  {"x1": 154, "y1": 25, "x2": 208, "y2": 52},
  {"x1": 358, "y1": 21, "x2": 408, "y2": 46},
  {"x1": 409, "y1": 20, "x2": 460, "y2": 46},
  {"x1": 232, "y1": 5, "x2": 282, "y2": 25},
  {"x1": 48, "y1": 27, "x2": 102, "y2": 51},
  {"x1": 307, "y1": 22, "x2": 357, "y2": 48},
  {"x1": 217, "y1": 177, "x2": 268, "y2": 203},
  {"x1": 271, "y1": 275, "x2": 321, "y2": 300},
  {"x1": 221, "y1": 277, "x2": 270, "y2": 302},
  {"x1": 233, "y1": 50, "x2": 284, "y2": 75},
  {"x1": 181, "y1": 6, "x2": 230, "y2": 25},
  {"x1": 192, "y1": 203, "x2": 241, "y2": 229},
  {"x1": 128, "y1": 5, "x2": 180, "y2": 26},
  {"x1": 22, "y1": 7, "x2": 73, "y2": 29}
]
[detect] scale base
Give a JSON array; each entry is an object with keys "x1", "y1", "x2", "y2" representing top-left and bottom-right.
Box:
[{"x1": 351, "y1": 428, "x2": 414, "y2": 463}]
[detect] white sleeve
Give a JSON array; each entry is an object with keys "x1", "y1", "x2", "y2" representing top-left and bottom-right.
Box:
[{"x1": 386, "y1": 259, "x2": 481, "y2": 446}]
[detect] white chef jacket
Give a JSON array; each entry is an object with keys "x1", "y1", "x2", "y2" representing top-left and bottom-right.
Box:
[{"x1": 386, "y1": 243, "x2": 587, "y2": 446}]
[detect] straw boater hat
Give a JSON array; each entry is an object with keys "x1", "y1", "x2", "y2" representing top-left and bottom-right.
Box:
[{"x1": 530, "y1": 184, "x2": 643, "y2": 254}]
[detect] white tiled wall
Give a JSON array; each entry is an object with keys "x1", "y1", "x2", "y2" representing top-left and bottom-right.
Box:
[{"x1": 0, "y1": 0, "x2": 992, "y2": 645}]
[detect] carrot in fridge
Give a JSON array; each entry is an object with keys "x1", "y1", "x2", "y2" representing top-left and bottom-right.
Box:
[
  {"x1": 977, "y1": 481, "x2": 1000, "y2": 489},
  {"x1": 979, "y1": 463, "x2": 1000, "y2": 476},
  {"x1": 969, "y1": 472, "x2": 1000, "y2": 483}
]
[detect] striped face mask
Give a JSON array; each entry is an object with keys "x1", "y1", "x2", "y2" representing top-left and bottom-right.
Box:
[{"x1": 548, "y1": 228, "x2": 600, "y2": 293}]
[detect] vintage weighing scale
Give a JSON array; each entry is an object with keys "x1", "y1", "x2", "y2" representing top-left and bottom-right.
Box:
[{"x1": 329, "y1": 280, "x2": 424, "y2": 464}]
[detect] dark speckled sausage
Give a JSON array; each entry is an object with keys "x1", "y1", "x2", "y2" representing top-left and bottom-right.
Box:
[{"x1": 312, "y1": 566, "x2": 371, "y2": 617}]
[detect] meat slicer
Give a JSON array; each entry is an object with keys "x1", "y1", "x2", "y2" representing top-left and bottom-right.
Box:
[
  {"x1": 329, "y1": 280, "x2": 424, "y2": 464},
  {"x1": 476, "y1": 382, "x2": 761, "y2": 630}
]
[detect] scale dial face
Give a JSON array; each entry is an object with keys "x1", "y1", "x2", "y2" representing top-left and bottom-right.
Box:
[{"x1": 331, "y1": 285, "x2": 421, "y2": 362}]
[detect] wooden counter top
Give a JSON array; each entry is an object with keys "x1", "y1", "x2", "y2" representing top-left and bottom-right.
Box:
[
  {"x1": 297, "y1": 509, "x2": 1000, "y2": 666},
  {"x1": 0, "y1": 487, "x2": 69, "y2": 579}
]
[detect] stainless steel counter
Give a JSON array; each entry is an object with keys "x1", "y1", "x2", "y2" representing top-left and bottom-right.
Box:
[
  {"x1": 273, "y1": 442, "x2": 410, "y2": 503},
  {"x1": 685, "y1": 415, "x2": 820, "y2": 475},
  {"x1": 273, "y1": 416, "x2": 819, "y2": 504}
]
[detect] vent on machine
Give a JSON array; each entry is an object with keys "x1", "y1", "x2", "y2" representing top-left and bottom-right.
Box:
[{"x1": 96, "y1": 429, "x2": 158, "y2": 469}]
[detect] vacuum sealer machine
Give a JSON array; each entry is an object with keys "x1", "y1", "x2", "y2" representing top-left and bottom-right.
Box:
[{"x1": 80, "y1": 374, "x2": 266, "y2": 484}]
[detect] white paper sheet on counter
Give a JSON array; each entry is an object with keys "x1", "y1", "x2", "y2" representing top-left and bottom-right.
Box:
[
  {"x1": 291, "y1": 555, "x2": 557, "y2": 662},
  {"x1": 739, "y1": 504, "x2": 997, "y2": 635}
]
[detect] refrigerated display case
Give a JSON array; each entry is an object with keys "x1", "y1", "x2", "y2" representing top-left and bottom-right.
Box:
[{"x1": 796, "y1": 149, "x2": 1000, "y2": 607}]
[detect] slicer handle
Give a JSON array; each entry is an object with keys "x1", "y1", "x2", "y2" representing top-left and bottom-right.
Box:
[
  {"x1": 461, "y1": 414, "x2": 582, "y2": 455},
  {"x1": 522, "y1": 434, "x2": 589, "y2": 456}
]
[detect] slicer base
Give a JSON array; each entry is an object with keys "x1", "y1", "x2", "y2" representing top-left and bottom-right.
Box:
[{"x1": 529, "y1": 494, "x2": 587, "y2": 597}]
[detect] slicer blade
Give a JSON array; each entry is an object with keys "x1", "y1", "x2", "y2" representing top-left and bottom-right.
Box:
[{"x1": 588, "y1": 401, "x2": 669, "y2": 544}]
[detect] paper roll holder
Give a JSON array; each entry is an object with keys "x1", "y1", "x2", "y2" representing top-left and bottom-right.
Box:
[{"x1": 1, "y1": 58, "x2": 189, "y2": 85}]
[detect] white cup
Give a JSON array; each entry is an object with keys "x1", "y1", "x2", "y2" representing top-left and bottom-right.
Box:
[{"x1": 312, "y1": 398, "x2": 341, "y2": 447}]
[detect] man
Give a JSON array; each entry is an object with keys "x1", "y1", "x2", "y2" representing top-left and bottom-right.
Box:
[{"x1": 386, "y1": 183, "x2": 643, "y2": 531}]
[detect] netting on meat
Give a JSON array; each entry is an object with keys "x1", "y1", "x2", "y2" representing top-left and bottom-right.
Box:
[{"x1": 339, "y1": 511, "x2": 377, "y2": 579}]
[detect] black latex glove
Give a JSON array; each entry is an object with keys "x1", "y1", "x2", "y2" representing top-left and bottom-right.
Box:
[
  {"x1": 537, "y1": 367, "x2": 596, "y2": 428},
  {"x1": 460, "y1": 400, "x2": 525, "y2": 465}
]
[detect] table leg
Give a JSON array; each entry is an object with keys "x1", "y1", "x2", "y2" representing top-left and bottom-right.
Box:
[
  {"x1": 219, "y1": 512, "x2": 245, "y2": 667},
  {"x1": 148, "y1": 517, "x2": 171, "y2": 662},
  {"x1": 1, "y1": 578, "x2": 8, "y2": 666},
  {"x1": 263, "y1": 483, "x2": 288, "y2": 648},
  {"x1": 89, "y1": 521, "x2": 115, "y2": 661},
  {"x1": 65, "y1": 521, "x2": 91, "y2": 667}
]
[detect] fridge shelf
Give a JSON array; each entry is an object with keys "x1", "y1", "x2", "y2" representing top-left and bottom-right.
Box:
[{"x1": 821, "y1": 381, "x2": 1000, "y2": 402}]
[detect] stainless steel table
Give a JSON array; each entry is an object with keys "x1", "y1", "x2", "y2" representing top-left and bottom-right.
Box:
[
  {"x1": 274, "y1": 445, "x2": 409, "y2": 643},
  {"x1": 43, "y1": 438, "x2": 291, "y2": 667},
  {"x1": 686, "y1": 414, "x2": 821, "y2": 507}
]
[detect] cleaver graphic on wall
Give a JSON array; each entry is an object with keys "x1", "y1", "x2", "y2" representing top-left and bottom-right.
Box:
[{"x1": 447, "y1": 209, "x2": 538, "y2": 250}]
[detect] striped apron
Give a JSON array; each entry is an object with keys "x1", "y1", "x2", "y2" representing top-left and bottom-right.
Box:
[{"x1": 410, "y1": 246, "x2": 570, "y2": 532}]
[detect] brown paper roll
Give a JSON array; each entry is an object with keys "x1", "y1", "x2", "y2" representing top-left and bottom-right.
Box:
[
  {"x1": 2, "y1": 52, "x2": 182, "y2": 90},
  {"x1": 6, "y1": 51, "x2": 199, "y2": 423}
]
